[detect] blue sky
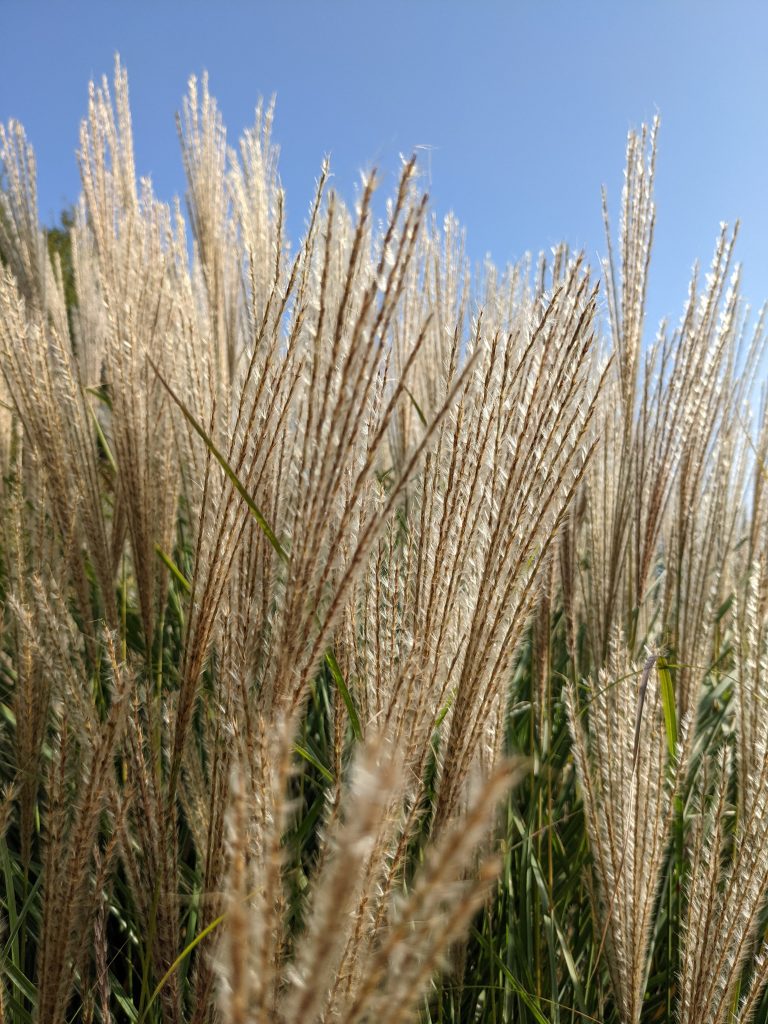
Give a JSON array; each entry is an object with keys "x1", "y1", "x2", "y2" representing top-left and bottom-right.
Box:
[{"x1": 2, "y1": 1, "x2": 767, "y2": 338}]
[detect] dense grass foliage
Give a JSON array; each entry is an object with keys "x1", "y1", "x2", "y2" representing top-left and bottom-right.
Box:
[{"x1": 0, "y1": 60, "x2": 767, "y2": 1023}]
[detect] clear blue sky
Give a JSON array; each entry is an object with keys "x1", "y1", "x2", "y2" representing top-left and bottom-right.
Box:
[{"x1": 2, "y1": 1, "x2": 767, "y2": 337}]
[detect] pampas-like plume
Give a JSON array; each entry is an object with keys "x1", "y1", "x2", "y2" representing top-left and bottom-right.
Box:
[
  {"x1": 20, "y1": 595, "x2": 130, "y2": 1024},
  {"x1": 678, "y1": 567, "x2": 768, "y2": 1024},
  {"x1": 0, "y1": 254, "x2": 116, "y2": 635},
  {"x1": 567, "y1": 642, "x2": 687, "y2": 1023},
  {"x1": 77, "y1": 57, "x2": 181, "y2": 659},
  {"x1": 216, "y1": 728, "x2": 524, "y2": 1024},
  {"x1": 340, "y1": 244, "x2": 607, "y2": 835},
  {"x1": 433, "y1": 264, "x2": 605, "y2": 827}
]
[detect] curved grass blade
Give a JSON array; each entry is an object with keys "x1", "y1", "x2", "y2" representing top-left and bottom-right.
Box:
[
  {"x1": 155, "y1": 544, "x2": 192, "y2": 594},
  {"x1": 137, "y1": 912, "x2": 226, "y2": 1024},
  {"x1": 294, "y1": 742, "x2": 335, "y2": 784},
  {"x1": 324, "y1": 647, "x2": 362, "y2": 741},
  {"x1": 403, "y1": 384, "x2": 427, "y2": 427},
  {"x1": 149, "y1": 358, "x2": 288, "y2": 563},
  {"x1": 657, "y1": 655, "x2": 677, "y2": 758}
]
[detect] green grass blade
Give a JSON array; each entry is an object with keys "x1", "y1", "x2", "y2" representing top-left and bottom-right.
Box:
[
  {"x1": 2, "y1": 871, "x2": 43, "y2": 961},
  {"x1": 86, "y1": 385, "x2": 113, "y2": 409},
  {"x1": 403, "y1": 384, "x2": 427, "y2": 427},
  {"x1": 2, "y1": 958, "x2": 36, "y2": 1005},
  {"x1": 112, "y1": 981, "x2": 140, "y2": 1023},
  {"x1": 5, "y1": 992, "x2": 34, "y2": 1024},
  {"x1": 89, "y1": 405, "x2": 118, "y2": 474},
  {"x1": 294, "y1": 742, "x2": 335, "y2": 784},
  {"x1": 657, "y1": 656, "x2": 677, "y2": 757},
  {"x1": 155, "y1": 544, "x2": 192, "y2": 593},
  {"x1": 511, "y1": 807, "x2": 587, "y2": 1012},
  {"x1": 324, "y1": 648, "x2": 363, "y2": 741},
  {"x1": 0, "y1": 841, "x2": 22, "y2": 1004},
  {"x1": 472, "y1": 926, "x2": 551, "y2": 1024},
  {"x1": 149, "y1": 359, "x2": 289, "y2": 563},
  {"x1": 138, "y1": 912, "x2": 226, "y2": 1024}
]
